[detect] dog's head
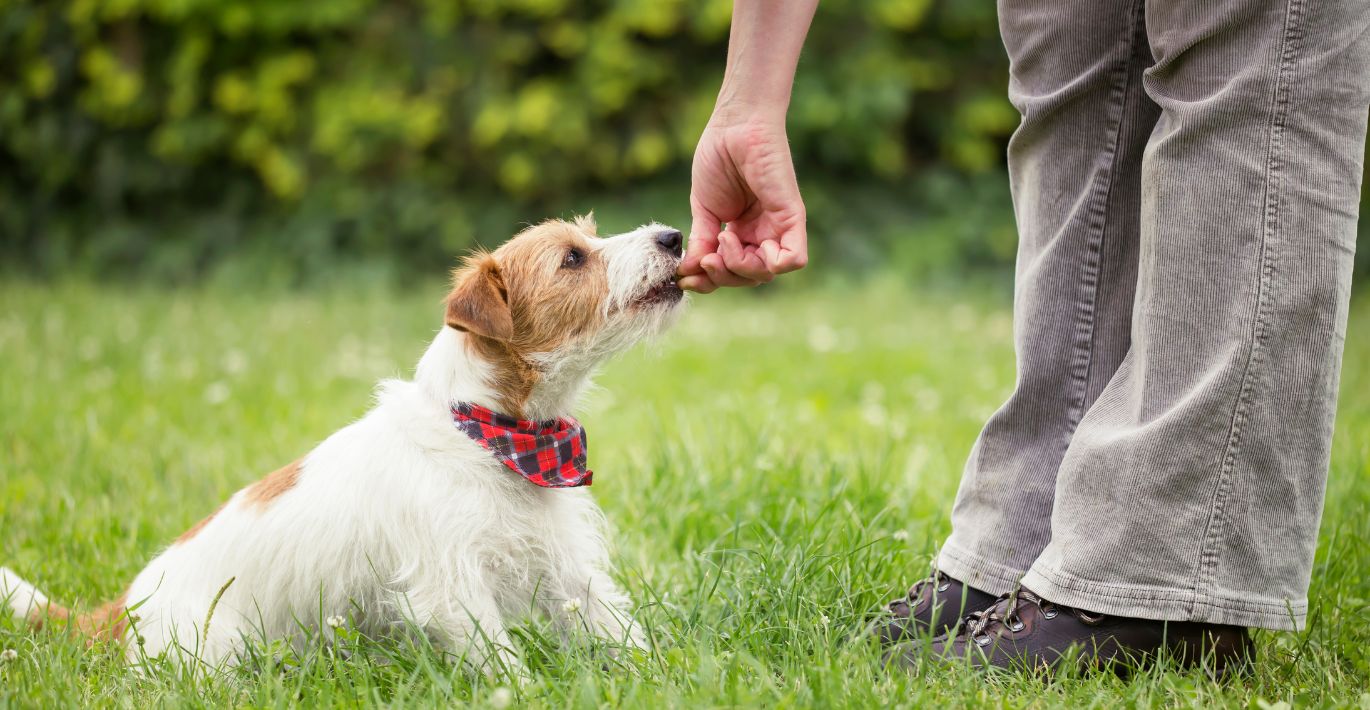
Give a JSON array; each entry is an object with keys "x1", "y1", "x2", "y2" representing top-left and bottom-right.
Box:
[{"x1": 442, "y1": 215, "x2": 685, "y2": 415}]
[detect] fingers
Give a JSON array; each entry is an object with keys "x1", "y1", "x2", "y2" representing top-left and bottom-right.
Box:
[
  {"x1": 741, "y1": 133, "x2": 806, "y2": 276},
  {"x1": 683, "y1": 120, "x2": 807, "y2": 290},
  {"x1": 680, "y1": 204, "x2": 767, "y2": 291},
  {"x1": 754, "y1": 184, "x2": 807, "y2": 275},
  {"x1": 680, "y1": 203, "x2": 723, "y2": 277},
  {"x1": 759, "y1": 229, "x2": 809, "y2": 275},
  {"x1": 679, "y1": 239, "x2": 800, "y2": 292},
  {"x1": 700, "y1": 253, "x2": 761, "y2": 289},
  {"x1": 677, "y1": 274, "x2": 717, "y2": 293},
  {"x1": 717, "y1": 231, "x2": 774, "y2": 283}
]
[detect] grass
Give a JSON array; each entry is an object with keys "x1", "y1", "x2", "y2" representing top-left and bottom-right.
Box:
[{"x1": 1, "y1": 275, "x2": 1367, "y2": 708}]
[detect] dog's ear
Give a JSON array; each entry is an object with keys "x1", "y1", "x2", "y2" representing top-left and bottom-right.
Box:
[
  {"x1": 573, "y1": 212, "x2": 597, "y2": 235},
  {"x1": 445, "y1": 253, "x2": 513, "y2": 341}
]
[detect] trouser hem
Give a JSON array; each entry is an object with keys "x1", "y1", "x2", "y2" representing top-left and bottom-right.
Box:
[
  {"x1": 1021, "y1": 564, "x2": 1306, "y2": 631},
  {"x1": 936, "y1": 541, "x2": 1026, "y2": 597}
]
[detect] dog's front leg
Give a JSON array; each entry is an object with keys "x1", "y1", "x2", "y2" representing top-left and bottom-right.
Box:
[
  {"x1": 552, "y1": 572, "x2": 646, "y2": 652},
  {"x1": 422, "y1": 592, "x2": 526, "y2": 681}
]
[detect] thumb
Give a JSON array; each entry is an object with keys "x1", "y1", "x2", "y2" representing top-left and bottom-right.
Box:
[{"x1": 680, "y1": 203, "x2": 722, "y2": 276}]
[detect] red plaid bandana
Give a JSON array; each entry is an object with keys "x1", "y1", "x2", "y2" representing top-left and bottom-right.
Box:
[{"x1": 450, "y1": 402, "x2": 592, "y2": 488}]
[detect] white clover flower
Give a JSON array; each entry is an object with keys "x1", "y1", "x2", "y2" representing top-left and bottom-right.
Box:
[
  {"x1": 820, "y1": 615, "x2": 831, "y2": 626},
  {"x1": 223, "y1": 349, "x2": 248, "y2": 375},
  {"x1": 861, "y1": 403, "x2": 889, "y2": 427},
  {"x1": 490, "y1": 686, "x2": 514, "y2": 709},
  {"x1": 204, "y1": 381, "x2": 231, "y2": 405},
  {"x1": 892, "y1": 530, "x2": 910, "y2": 542},
  {"x1": 325, "y1": 615, "x2": 345, "y2": 629},
  {"x1": 807, "y1": 324, "x2": 838, "y2": 353},
  {"x1": 561, "y1": 598, "x2": 583, "y2": 614},
  {"x1": 0, "y1": 648, "x2": 16, "y2": 662}
]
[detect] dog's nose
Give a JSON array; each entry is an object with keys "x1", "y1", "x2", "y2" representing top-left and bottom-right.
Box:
[{"x1": 656, "y1": 229, "x2": 683, "y2": 257}]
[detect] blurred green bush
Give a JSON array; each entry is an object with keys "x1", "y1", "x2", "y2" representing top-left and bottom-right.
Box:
[
  {"x1": 0, "y1": 0, "x2": 1365, "y2": 282},
  {"x1": 0, "y1": 0, "x2": 1016, "y2": 280}
]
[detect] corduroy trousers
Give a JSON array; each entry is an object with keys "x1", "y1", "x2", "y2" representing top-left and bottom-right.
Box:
[{"x1": 939, "y1": 0, "x2": 1370, "y2": 630}]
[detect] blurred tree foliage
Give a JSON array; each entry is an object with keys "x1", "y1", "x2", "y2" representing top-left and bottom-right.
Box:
[
  {"x1": 0, "y1": 0, "x2": 1365, "y2": 281},
  {"x1": 0, "y1": 0, "x2": 1019, "y2": 279}
]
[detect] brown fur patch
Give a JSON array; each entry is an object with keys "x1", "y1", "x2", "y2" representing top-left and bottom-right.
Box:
[
  {"x1": 27, "y1": 601, "x2": 67, "y2": 628},
  {"x1": 445, "y1": 252, "x2": 514, "y2": 341},
  {"x1": 80, "y1": 594, "x2": 130, "y2": 642},
  {"x1": 445, "y1": 218, "x2": 610, "y2": 416},
  {"x1": 463, "y1": 335, "x2": 542, "y2": 415},
  {"x1": 176, "y1": 501, "x2": 228, "y2": 544},
  {"x1": 28, "y1": 592, "x2": 129, "y2": 643},
  {"x1": 499, "y1": 222, "x2": 610, "y2": 351},
  {"x1": 245, "y1": 459, "x2": 302, "y2": 507}
]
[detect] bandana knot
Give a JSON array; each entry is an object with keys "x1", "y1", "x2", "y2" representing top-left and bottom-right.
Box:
[{"x1": 450, "y1": 402, "x2": 592, "y2": 488}]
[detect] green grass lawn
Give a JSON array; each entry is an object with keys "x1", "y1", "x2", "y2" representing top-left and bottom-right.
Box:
[{"x1": 1, "y1": 277, "x2": 1367, "y2": 708}]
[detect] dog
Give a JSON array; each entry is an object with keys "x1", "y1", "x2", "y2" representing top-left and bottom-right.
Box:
[{"x1": 1, "y1": 216, "x2": 686, "y2": 673}]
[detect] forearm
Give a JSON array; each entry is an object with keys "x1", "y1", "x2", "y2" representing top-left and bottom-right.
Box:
[{"x1": 715, "y1": 0, "x2": 819, "y2": 122}]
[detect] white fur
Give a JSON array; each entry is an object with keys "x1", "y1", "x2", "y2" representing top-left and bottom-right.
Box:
[
  {"x1": 2, "y1": 223, "x2": 685, "y2": 675},
  {"x1": 520, "y1": 222, "x2": 684, "y2": 420},
  {"x1": 1, "y1": 567, "x2": 49, "y2": 621}
]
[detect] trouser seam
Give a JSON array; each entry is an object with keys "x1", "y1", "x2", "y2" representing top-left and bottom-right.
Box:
[
  {"x1": 1030, "y1": 563, "x2": 1301, "y2": 610},
  {"x1": 937, "y1": 541, "x2": 1026, "y2": 595},
  {"x1": 1194, "y1": 0, "x2": 1303, "y2": 600},
  {"x1": 1024, "y1": 565, "x2": 1307, "y2": 629},
  {"x1": 1061, "y1": 0, "x2": 1147, "y2": 446}
]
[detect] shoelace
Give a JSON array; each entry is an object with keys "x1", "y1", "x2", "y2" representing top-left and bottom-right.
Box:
[
  {"x1": 963, "y1": 589, "x2": 1113, "y2": 643},
  {"x1": 904, "y1": 571, "x2": 952, "y2": 605},
  {"x1": 965, "y1": 589, "x2": 1072, "y2": 644}
]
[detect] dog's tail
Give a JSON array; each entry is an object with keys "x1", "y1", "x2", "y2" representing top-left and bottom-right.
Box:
[
  {"x1": 1, "y1": 567, "x2": 128, "y2": 641},
  {"x1": 1, "y1": 566, "x2": 55, "y2": 625}
]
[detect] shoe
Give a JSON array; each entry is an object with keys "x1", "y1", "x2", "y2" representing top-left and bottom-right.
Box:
[
  {"x1": 874, "y1": 571, "x2": 998, "y2": 645},
  {"x1": 893, "y1": 587, "x2": 1254, "y2": 675}
]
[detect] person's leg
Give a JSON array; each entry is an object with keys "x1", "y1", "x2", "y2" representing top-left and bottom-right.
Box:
[
  {"x1": 1021, "y1": 0, "x2": 1370, "y2": 631},
  {"x1": 935, "y1": 0, "x2": 1160, "y2": 594}
]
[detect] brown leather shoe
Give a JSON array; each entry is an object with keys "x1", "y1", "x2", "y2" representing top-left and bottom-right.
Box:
[
  {"x1": 874, "y1": 572, "x2": 998, "y2": 645},
  {"x1": 892, "y1": 588, "x2": 1254, "y2": 675}
]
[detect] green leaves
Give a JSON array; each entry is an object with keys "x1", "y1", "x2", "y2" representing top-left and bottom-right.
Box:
[
  {"x1": 0, "y1": 3, "x2": 1014, "y2": 201},
  {"x1": 0, "y1": 0, "x2": 1089, "y2": 281}
]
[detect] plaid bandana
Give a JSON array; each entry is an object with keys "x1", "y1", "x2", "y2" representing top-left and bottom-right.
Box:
[{"x1": 450, "y1": 402, "x2": 592, "y2": 488}]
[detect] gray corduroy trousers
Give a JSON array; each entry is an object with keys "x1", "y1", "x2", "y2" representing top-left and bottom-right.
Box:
[{"x1": 937, "y1": 0, "x2": 1370, "y2": 630}]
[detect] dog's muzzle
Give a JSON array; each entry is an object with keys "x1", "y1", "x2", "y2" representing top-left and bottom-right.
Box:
[{"x1": 655, "y1": 229, "x2": 683, "y2": 258}]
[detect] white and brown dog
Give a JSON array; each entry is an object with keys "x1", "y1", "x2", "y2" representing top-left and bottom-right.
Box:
[{"x1": 1, "y1": 216, "x2": 686, "y2": 673}]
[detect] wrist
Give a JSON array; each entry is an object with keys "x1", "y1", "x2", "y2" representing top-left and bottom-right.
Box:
[
  {"x1": 708, "y1": 94, "x2": 789, "y2": 130},
  {"x1": 716, "y1": 0, "x2": 816, "y2": 129}
]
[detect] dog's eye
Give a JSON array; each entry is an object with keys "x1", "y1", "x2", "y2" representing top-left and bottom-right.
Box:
[{"x1": 562, "y1": 247, "x2": 585, "y2": 269}]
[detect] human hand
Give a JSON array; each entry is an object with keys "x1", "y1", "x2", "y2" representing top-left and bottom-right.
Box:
[{"x1": 677, "y1": 112, "x2": 808, "y2": 293}]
